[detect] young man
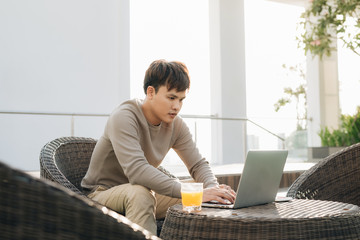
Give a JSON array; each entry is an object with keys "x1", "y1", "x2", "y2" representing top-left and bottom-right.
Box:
[{"x1": 81, "y1": 59, "x2": 236, "y2": 235}]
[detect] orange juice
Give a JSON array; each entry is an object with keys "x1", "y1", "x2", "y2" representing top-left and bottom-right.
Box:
[
  {"x1": 181, "y1": 191, "x2": 203, "y2": 207},
  {"x1": 181, "y1": 182, "x2": 203, "y2": 212}
]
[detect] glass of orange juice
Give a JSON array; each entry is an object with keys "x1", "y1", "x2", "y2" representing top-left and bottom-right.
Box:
[{"x1": 181, "y1": 182, "x2": 203, "y2": 212}]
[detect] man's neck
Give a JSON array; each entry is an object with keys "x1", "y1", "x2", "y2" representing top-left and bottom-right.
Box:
[{"x1": 141, "y1": 99, "x2": 161, "y2": 126}]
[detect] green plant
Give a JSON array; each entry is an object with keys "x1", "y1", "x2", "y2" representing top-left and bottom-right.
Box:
[
  {"x1": 299, "y1": 0, "x2": 360, "y2": 59},
  {"x1": 319, "y1": 106, "x2": 360, "y2": 146},
  {"x1": 274, "y1": 64, "x2": 307, "y2": 130}
]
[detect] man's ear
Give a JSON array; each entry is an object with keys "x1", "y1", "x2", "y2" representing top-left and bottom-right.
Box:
[{"x1": 146, "y1": 86, "x2": 155, "y2": 99}]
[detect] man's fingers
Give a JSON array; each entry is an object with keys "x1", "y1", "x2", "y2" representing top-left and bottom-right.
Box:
[
  {"x1": 203, "y1": 186, "x2": 236, "y2": 203},
  {"x1": 219, "y1": 184, "x2": 236, "y2": 198},
  {"x1": 216, "y1": 188, "x2": 235, "y2": 203}
]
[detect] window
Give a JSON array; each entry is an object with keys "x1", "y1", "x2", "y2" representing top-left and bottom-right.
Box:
[
  {"x1": 245, "y1": 0, "x2": 306, "y2": 161},
  {"x1": 130, "y1": 0, "x2": 307, "y2": 173},
  {"x1": 130, "y1": 0, "x2": 211, "y2": 173}
]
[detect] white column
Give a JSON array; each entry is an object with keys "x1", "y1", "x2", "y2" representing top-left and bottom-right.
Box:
[
  {"x1": 307, "y1": 51, "x2": 340, "y2": 147},
  {"x1": 292, "y1": 0, "x2": 340, "y2": 147},
  {"x1": 209, "y1": 0, "x2": 247, "y2": 164}
]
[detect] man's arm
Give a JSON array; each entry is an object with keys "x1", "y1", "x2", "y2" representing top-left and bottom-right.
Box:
[
  {"x1": 172, "y1": 118, "x2": 218, "y2": 187},
  {"x1": 172, "y1": 118, "x2": 236, "y2": 203},
  {"x1": 107, "y1": 109, "x2": 182, "y2": 198}
]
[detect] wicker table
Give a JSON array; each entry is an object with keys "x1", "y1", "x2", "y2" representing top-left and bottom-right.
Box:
[{"x1": 160, "y1": 199, "x2": 360, "y2": 240}]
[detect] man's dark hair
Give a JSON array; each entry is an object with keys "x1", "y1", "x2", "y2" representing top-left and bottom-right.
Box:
[{"x1": 143, "y1": 59, "x2": 190, "y2": 94}]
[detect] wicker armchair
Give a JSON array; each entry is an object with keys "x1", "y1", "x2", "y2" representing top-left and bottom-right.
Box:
[
  {"x1": 40, "y1": 137, "x2": 96, "y2": 195},
  {"x1": 0, "y1": 161, "x2": 158, "y2": 239},
  {"x1": 40, "y1": 136, "x2": 175, "y2": 236},
  {"x1": 287, "y1": 142, "x2": 360, "y2": 206}
]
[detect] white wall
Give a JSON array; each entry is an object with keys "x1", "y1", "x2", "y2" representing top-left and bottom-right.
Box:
[{"x1": 0, "y1": 0, "x2": 130, "y2": 171}]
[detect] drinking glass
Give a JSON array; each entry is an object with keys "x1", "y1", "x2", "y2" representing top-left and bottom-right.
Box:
[{"x1": 181, "y1": 182, "x2": 203, "y2": 212}]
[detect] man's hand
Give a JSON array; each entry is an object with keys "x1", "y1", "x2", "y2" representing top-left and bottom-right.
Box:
[{"x1": 202, "y1": 184, "x2": 236, "y2": 204}]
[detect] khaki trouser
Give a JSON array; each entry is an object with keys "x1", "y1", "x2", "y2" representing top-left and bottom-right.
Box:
[{"x1": 88, "y1": 184, "x2": 181, "y2": 235}]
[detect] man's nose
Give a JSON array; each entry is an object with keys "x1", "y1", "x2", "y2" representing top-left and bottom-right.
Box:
[{"x1": 172, "y1": 100, "x2": 181, "y2": 110}]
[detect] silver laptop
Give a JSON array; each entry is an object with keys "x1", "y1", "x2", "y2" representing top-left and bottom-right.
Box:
[{"x1": 202, "y1": 150, "x2": 288, "y2": 209}]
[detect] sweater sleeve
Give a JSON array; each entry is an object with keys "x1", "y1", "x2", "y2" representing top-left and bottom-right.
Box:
[
  {"x1": 106, "y1": 109, "x2": 182, "y2": 198},
  {"x1": 172, "y1": 119, "x2": 219, "y2": 189}
]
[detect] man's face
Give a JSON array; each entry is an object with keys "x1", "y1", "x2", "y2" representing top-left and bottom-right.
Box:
[{"x1": 149, "y1": 85, "x2": 187, "y2": 125}]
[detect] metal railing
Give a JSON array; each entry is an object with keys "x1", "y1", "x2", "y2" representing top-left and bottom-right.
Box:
[
  {"x1": 0, "y1": 111, "x2": 285, "y2": 143},
  {"x1": 0, "y1": 111, "x2": 109, "y2": 136},
  {"x1": 181, "y1": 114, "x2": 285, "y2": 142}
]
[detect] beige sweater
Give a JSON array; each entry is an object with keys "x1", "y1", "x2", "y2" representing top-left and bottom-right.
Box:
[{"x1": 81, "y1": 99, "x2": 218, "y2": 198}]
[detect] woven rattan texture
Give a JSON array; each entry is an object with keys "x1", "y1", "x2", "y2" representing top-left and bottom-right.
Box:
[
  {"x1": 40, "y1": 137, "x2": 97, "y2": 195},
  {"x1": 39, "y1": 137, "x2": 176, "y2": 195},
  {"x1": 160, "y1": 200, "x2": 360, "y2": 240},
  {"x1": 287, "y1": 143, "x2": 360, "y2": 206},
  {"x1": 39, "y1": 136, "x2": 176, "y2": 237},
  {"x1": 0, "y1": 161, "x2": 159, "y2": 240}
]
